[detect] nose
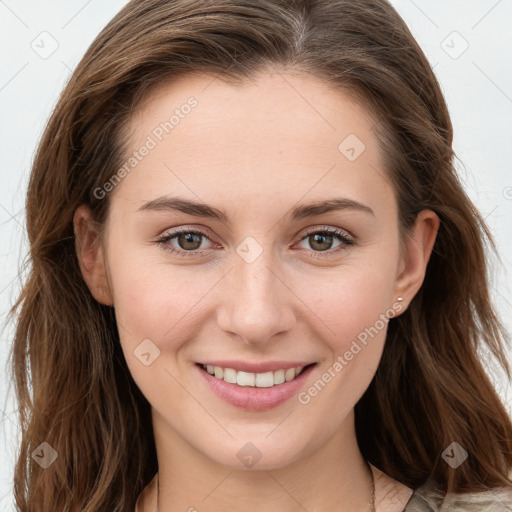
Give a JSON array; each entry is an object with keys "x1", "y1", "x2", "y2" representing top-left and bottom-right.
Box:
[{"x1": 215, "y1": 242, "x2": 296, "y2": 346}]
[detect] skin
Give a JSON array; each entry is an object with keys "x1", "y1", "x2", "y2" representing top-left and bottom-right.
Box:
[{"x1": 74, "y1": 68, "x2": 439, "y2": 511}]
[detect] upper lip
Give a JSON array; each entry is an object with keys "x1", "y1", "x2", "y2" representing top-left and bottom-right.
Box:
[{"x1": 198, "y1": 360, "x2": 316, "y2": 373}]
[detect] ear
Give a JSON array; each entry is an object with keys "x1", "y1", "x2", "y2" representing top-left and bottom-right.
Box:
[
  {"x1": 73, "y1": 205, "x2": 114, "y2": 306},
  {"x1": 393, "y1": 209, "x2": 439, "y2": 311}
]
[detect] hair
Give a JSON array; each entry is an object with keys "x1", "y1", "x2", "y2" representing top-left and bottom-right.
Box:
[{"x1": 8, "y1": 0, "x2": 512, "y2": 510}]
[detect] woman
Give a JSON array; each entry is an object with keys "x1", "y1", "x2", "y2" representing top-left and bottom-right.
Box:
[{"x1": 10, "y1": 0, "x2": 512, "y2": 510}]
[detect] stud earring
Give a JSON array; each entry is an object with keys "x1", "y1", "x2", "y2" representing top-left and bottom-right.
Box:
[{"x1": 397, "y1": 296, "x2": 404, "y2": 302}]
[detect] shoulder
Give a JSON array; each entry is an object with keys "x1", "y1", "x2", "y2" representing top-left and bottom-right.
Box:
[{"x1": 404, "y1": 479, "x2": 512, "y2": 512}]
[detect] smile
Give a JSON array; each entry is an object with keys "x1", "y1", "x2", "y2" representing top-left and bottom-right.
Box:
[
  {"x1": 200, "y1": 363, "x2": 306, "y2": 388},
  {"x1": 196, "y1": 362, "x2": 317, "y2": 411}
]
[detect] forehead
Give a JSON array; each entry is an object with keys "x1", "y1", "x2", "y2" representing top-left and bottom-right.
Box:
[{"x1": 113, "y1": 69, "x2": 392, "y2": 216}]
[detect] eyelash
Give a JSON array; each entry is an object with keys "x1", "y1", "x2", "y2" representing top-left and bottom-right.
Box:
[{"x1": 155, "y1": 226, "x2": 355, "y2": 259}]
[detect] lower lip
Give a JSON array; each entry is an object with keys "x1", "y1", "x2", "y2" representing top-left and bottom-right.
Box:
[{"x1": 196, "y1": 363, "x2": 316, "y2": 411}]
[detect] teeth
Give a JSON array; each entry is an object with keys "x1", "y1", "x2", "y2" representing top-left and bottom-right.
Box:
[
  {"x1": 285, "y1": 368, "x2": 296, "y2": 382},
  {"x1": 273, "y1": 369, "x2": 285, "y2": 385},
  {"x1": 237, "y1": 371, "x2": 255, "y2": 387},
  {"x1": 202, "y1": 364, "x2": 306, "y2": 387},
  {"x1": 223, "y1": 368, "x2": 237, "y2": 384},
  {"x1": 255, "y1": 371, "x2": 274, "y2": 388}
]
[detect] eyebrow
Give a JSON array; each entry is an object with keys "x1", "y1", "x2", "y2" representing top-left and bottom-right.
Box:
[{"x1": 137, "y1": 196, "x2": 375, "y2": 222}]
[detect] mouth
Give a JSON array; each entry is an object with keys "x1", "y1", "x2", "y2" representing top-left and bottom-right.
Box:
[
  {"x1": 198, "y1": 363, "x2": 313, "y2": 388},
  {"x1": 195, "y1": 361, "x2": 317, "y2": 411}
]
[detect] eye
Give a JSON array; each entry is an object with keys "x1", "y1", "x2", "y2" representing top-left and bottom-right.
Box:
[
  {"x1": 155, "y1": 225, "x2": 355, "y2": 258},
  {"x1": 295, "y1": 226, "x2": 355, "y2": 257},
  {"x1": 155, "y1": 228, "x2": 215, "y2": 257}
]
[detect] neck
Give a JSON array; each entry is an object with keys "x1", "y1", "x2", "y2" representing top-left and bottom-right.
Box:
[{"x1": 151, "y1": 408, "x2": 375, "y2": 512}]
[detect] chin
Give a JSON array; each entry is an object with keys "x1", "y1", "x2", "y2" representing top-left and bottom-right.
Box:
[{"x1": 195, "y1": 433, "x2": 312, "y2": 471}]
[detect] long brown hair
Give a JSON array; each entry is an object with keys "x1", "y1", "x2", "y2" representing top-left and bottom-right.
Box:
[{"x1": 9, "y1": 0, "x2": 512, "y2": 510}]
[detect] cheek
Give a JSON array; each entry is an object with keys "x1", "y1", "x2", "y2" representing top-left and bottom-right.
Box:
[
  {"x1": 299, "y1": 265, "x2": 397, "y2": 351},
  {"x1": 107, "y1": 244, "x2": 214, "y2": 341},
  {"x1": 106, "y1": 252, "x2": 210, "y2": 407},
  {"x1": 293, "y1": 260, "x2": 398, "y2": 406},
  {"x1": 290, "y1": 272, "x2": 396, "y2": 436}
]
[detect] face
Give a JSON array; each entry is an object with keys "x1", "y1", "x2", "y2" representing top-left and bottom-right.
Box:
[{"x1": 77, "y1": 69, "x2": 436, "y2": 471}]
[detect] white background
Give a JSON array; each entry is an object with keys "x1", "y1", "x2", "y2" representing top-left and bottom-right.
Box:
[{"x1": 1, "y1": 1, "x2": 511, "y2": 509}]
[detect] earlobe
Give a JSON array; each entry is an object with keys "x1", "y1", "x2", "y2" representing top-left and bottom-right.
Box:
[
  {"x1": 393, "y1": 209, "x2": 440, "y2": 309},
  {"x1": 73, "y1": 205, "x2": 114, "y2": 307}
]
